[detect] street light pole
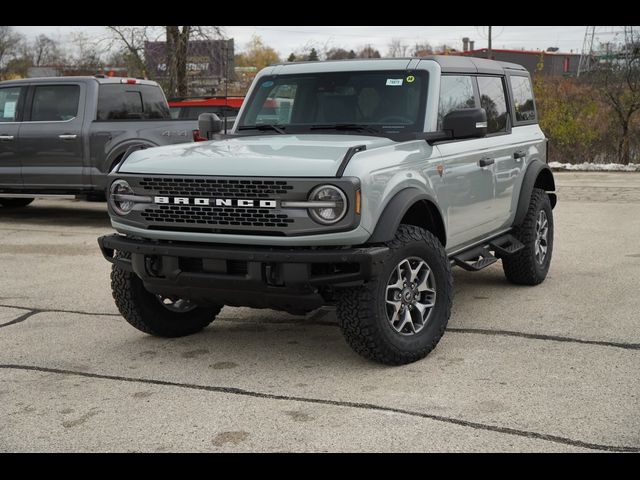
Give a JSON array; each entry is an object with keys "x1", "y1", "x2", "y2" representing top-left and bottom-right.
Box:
[{"x1": 487, "y1": 26, "x2": 492, "y2": 59}]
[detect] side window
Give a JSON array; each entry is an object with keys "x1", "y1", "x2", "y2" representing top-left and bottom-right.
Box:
[
  {"x1": 0, "y1": 87, "x2": 22, "y2": 122},
  {"x1": 31, "y1": 85, "x2": 80, "y2": 122},
  {"x1": 139, "y1": 86, "x2": 170, "y2": 119},
  {"x1": 509, "y1": 76, "x2": 536, "y2": 122},
  {"x1": 437, "y1": 75, "x2": 476, "y2": 130},
  {"x1": 477, "y1": 76, "x2": 508, "y2": 134}
]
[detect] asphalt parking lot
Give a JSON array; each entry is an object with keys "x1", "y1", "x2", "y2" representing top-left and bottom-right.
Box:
[{"x1": 0, "y1": 171, "x2": 639, "y2": 452}]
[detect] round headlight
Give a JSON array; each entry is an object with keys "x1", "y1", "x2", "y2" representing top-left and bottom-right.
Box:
[
  {"x1": 308, "y1": 185, "x2": 347, "y2": 225},
  {"x1": 109, "y1": 179, "x2": 135, "y2": 215}
]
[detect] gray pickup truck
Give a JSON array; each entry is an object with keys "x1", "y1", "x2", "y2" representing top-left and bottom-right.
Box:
[
  {"x1": 99, "y1": 56, "x2": 556, "y2": 365},
  {"x1": 0, "y1": 76, "x2": 197, "y2": 206}
]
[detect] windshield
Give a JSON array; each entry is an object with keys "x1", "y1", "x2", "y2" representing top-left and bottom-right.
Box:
[{"x1": 238, "y1": 70, "x2": 428, "y2": 136}]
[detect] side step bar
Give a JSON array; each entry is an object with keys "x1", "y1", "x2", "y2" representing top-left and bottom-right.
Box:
[{"x1": 450, "y1": 233, "x2": 524, "y2": 272}]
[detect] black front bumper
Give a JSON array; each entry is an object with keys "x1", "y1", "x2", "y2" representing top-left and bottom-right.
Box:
[{"x1": 98, "y1": 234, "x2": 389, "y2": 309}]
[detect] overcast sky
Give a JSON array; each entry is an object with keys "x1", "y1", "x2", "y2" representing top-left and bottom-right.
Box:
[{"x1": 13, "y1": 26, "x2": 599, "y2": 56}]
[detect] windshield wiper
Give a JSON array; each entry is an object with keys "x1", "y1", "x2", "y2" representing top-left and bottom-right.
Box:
[
  {"x1": 310, "y1": 123, "x2": 381, "y2": 135},
  {"x1": 238, "y1": 124, "x2": 286, "y2": 134}
]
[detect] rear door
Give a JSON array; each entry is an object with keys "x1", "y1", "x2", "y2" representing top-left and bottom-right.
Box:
[
  {"x1": 476, "y1": 75, "x2": 524, "y2": 226},
  {"x1": 19, "y1": 82, "x2": 86, "y2": 189},
  {"x1": 0, "y1": 85, "x2": 26, "y2": 188}
]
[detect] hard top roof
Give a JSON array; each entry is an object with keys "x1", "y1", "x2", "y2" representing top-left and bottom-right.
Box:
[
  {"x1": 0, "y1": 76, "x2": 160, "y2": 86},
  {"x1": 270, "y1": 55, "x2": 528, "y2": 75}
]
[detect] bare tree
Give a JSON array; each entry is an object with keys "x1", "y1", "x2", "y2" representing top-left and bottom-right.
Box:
[
  {"x1": 589, "y1": 32, "x2": 640, "y2": 164},
  {"x1": 32, "y1": 35, "x2": 60, "y2": 66},
  {"x1": 413, "y1": 42, "x2": 434, "y2": 57},
  {"x1": 166, "y1": 26, "x2": 223, "y2": 97},
  {"x1": 358, "y1": 45, "x2": 381, "y2": 59},
  {"x1": 105, "y1": 26, "x2": 151, "y2": 78},
  {"x1": 0, "y1": 26, "x2": 23, "y2": 78},
  {"x1": 386, "y1": 38, "x2": 408, "y2": 58}
]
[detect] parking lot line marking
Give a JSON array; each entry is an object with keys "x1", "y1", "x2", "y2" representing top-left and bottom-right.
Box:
[{"x1": 1, "y1": 363, "x2": 638, "y2": 453}]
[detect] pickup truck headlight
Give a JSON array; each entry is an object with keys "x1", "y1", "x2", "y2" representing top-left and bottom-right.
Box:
[
  {"x1": 308, "y1": 185, "x2": 347, "y2": 224},
  {"x1": 109, "y1": 179, "x2": 136, "y2": 215}
]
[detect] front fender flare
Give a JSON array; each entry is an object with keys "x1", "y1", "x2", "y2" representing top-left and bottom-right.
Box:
[{"x1": 367, "y1": 188, "x2": 442, "y2": 244}]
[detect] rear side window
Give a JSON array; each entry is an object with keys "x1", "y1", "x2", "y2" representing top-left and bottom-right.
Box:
[
  {"x1": 31, "y1": 85, "x2": 80, "y2": 121},
  {"x1": 438, "y1": 75, "x2": 476, "y2": 130},
  {"x1": 509, "y1": 76, "x2": 536, "y2": 122},
  {"x1": 97, "y1": 85, "x2": 170, "y2": 120},
  {"x1": 477, "y1": 76, "x2": 509, "y2": 134},
  {"x1": 0, "y1": 87, "x2": 22, "y2": 122}
]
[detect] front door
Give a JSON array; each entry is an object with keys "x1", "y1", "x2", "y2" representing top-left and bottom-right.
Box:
[
  {"x1": 0, "y1": 86, "x2": 26, "y2": 188},
  {"x1": 19, "y1": 83, "x2": 86, "y2": 189}
]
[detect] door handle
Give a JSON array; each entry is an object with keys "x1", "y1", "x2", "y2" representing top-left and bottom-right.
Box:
[
  {"x1": 59, "y1": 134, "x2": 78, "y2": 140},
  {"x1": 478, "y1": 157, "x2": 495, "y2": 167},
  {"x1": 0, "y1": 135, "x2": 15, "y2": 141},
  {"x1": 514, "y1": 150, "x2": 527, "y2": 160}
]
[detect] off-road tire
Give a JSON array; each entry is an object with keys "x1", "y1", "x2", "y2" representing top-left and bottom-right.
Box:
[
  {"x1": 0, "y1": 198, "x2": 34, "y2": 208},
  {"x1": 337, "y1": 225, "x2": 453, "y2": 365},
  {"x1": 111, "y1": 253, "x2": 222, "y2": 337},
  {"x1": 503, "y1": 187, "x2": 554, "y2": 285}
]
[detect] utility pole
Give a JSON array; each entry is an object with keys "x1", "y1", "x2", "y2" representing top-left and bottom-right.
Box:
[{"x1": 487, "y1": 26, "x2": 492, "y2": 59}]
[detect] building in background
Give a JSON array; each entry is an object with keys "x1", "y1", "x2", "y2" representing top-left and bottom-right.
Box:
[
  {"x1": 145, "y1": 39, "x2": 234, "y2": 96},
  {"x1": 455, "y1": 46, "x2": 582, "y2": 77}
]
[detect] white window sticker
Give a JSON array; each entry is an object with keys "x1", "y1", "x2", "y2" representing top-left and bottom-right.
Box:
[
  {"x1": 386, "y1": 79, "x2": 403, "y2": 86},
  {"x1": 3, "y1": 101, "x2": 16, "y2": 119}
]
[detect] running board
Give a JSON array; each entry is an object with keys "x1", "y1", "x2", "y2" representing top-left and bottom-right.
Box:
[{"x1": 450, "y1": 234, "x2": 524, "y2": 272}]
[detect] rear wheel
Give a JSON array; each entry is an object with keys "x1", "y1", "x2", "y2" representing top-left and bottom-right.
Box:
[
  {"x1": 0, "y1": 198, "x2": 34, "y2": 208},
  {"x1": 111, "y1": 253, "x2": 222, "y2": 337},
  {"x1": 503, "y1": 188, "x2": 554, "y2": 285},
  {"x1": 337, "y1": 225, "x2": 453, "y2": 365}
]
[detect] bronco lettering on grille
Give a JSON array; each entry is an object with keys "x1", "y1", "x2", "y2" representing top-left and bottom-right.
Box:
[{"x1": 153, "y1": 197, "x2": 277, "y2": 208}]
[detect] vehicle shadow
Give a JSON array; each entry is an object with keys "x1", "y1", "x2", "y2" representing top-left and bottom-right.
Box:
[{"x1": 0, "y1": 200, "x2": 111, "y2": 229}]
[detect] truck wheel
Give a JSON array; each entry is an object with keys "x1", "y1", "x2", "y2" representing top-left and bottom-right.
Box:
[
  {"x1": 503, "y1": 187, "x2": 554, "y2": 285},
  {"x1": 337, "y1": 225, "x2": 453, "y2": 365},
  {"x1": 0, "y1": 198, "x2": 34, "y2": 208},
  {"x1": 111, "y1": 254, "x2": 222, "y2": 337}
]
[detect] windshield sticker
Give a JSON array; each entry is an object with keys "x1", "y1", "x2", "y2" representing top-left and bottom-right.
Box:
[
  {"x1": 3, "y1": 101, "x2": 16, "y2": 118},
  {"x1": 261, "y1": 80, "x2": 274, "y2": 88},
  {"x1": 386, "y1": 79, "x2": 403, "y2": 86},
  {"x1": 406, "y1": 75, "x2": 415, "y2": 83}
]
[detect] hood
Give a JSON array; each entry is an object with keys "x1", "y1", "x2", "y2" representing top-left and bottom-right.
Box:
[{"x1": 119, "y1": 134, "x2": 394, "y2": 177}]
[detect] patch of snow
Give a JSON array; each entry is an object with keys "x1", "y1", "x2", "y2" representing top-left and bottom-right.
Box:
[{"x1": 549, "y1": 161, "x2": 640, "y2": 172}]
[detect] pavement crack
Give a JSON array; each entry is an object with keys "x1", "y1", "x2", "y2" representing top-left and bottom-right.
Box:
[
  {"x1": 2, "y1": 304, "x2": 639, "y2": 351},
  {"x1": 218, "y1": 317, "x2": 640, "y2": 351},
  {"x1": 0, "y1": 309, "x2": 41, "y2": 328},
  {"x1": 1, "y1": 363, "x2": 638, "y2": 453},
  {"x1": 0, "y1": 304, "x2": 121, "y2": 323},
  {"x1": 446, "y1": 327, "x2": 640, "y2": 351}
]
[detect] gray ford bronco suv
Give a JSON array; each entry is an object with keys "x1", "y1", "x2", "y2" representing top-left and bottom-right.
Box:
[{"x1": 98, "y1": 57, "x2": 556, "y2": 365}]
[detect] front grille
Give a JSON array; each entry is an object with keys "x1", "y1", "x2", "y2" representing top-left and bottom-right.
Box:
[
  {"x1": 141, "y1": 204, "x2": 295, "y2": 228},
  {"x1": 138, "y1": 177, "x2": 294, "y2": 198}
]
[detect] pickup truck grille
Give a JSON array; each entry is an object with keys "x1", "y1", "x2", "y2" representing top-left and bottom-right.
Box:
[
  {"x1": 141, "y1": 204, "x2": 295, "y2": 228},
  {"x1": 138, "y1": 177, "x2": 294, "y2": 198}
]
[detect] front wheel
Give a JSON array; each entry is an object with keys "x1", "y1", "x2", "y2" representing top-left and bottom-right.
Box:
[
  {"x1": 502, "y1": 187, "x2": 554, "y2": 285},
  {"x1": 337, "y1": 225, "x2": 453, "y2": 365},
  {"x1": 111, "y1": 255, "x2": 222, "y2": 337},
  {"x1": 0, "y1": 198, "x2": 34, "y2": 208}
]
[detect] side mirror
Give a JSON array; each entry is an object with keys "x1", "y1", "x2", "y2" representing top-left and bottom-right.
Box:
[
  {"x1": 198, "y1": 113, "x2": 223, "y2": 140},
  {"x1": 442, "y1": 108, "x2": 487, "y2": 139}
]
